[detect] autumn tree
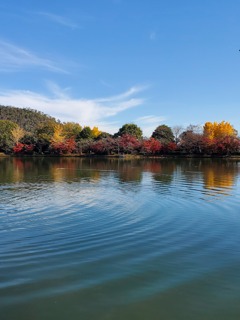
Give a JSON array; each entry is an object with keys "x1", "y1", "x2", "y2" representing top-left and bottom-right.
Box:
[
  {"x1": 51, "y1": 124, "x2": 65, "y2": 144},
  {"x1": 50, "y1": 138, "x2": 77, "y2": 155},
  {"x1": 91, "y1": 126, "x2": 101, "y2": 138},
  {"x1": 142, "y1": 138, "x2": 162, "y2": 155},
  {"x1": 118, "y1": 134, "x2": 141, "y2": 154},
  {"x1": 77, "y1": 126, "x2": 93, "y2": 140},
  {"x1": 91, "y1": 137, "x2": 116, "y2": 155},
  {"x1": 0, "y1": 120, "x2": 18, "y2": 152},
  {"x1": 96, "y1": 132, "x2": 112, "y2": 140},
  {"x1": 11, "y1": 126, "x2": 25, "y2": 144},
  {"x1": 115, "y1": 123, "x2": 143, "y2": 139},
  {"x1": 35, "y1": 120, "x2": 56, "y2": 153},
  {"x1": 179, "y1": 130, "x2": 204, "y2": 154},
  {"x1": 62, "y1": 122, "x2": 82, "y2": 139},
  {"x1": 203, "y1": 121, "x2": 237, "y2": 140},
  {"x1": 151, "y1": 125, "x2": 174, "y2": 144}
]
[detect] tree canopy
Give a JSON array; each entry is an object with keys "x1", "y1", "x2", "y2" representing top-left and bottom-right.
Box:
[
  {"x1": 203, "y1": 121, "x2": 237, "y2": 140},
  {"x1": 151, "y1": 125, "x2": 174, "y2": 144},
  {"x1": 114, "y1": 123, "x2": 143, "y2": 139},
  {"x1": 0, "y1": 105, "x2": 239, "y2": 156},
  {"x1": 0, "y1": 105, "x2": 57, "y2": 134},
  {"x1": 0, "y1": 120, "x2": 18, "y2": 152}
]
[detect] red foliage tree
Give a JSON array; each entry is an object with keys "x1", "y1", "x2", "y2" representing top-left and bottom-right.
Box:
[
  {"x1": 51, "y1": 138, "x2": 77, "y2": 154},
  {"x1": 13, "y1": 143, "x2": 35, "y2": 154},
  {"x1": 91, "y1": 137, "x2": 116, "y2": 155},
  {"x1": 142, "y1": 138, "x2": 162, "y2": 154},
  {"x1": 166, "y1": 142, "x2": 177, "y2": 152},
  {"x1": 13, "y1": 143, "x2": 24, "y2": 153},
  {"x1": 118, "y1": 134, "x2": 141, "y2": 154},
  {"x1": 215, "y1": 136, "x2": 240, "y2": 155}
]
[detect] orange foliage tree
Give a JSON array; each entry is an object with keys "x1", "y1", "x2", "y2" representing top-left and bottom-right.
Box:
[{"x1": 203, "y1": 121, "x2": 237, "y2": 140}]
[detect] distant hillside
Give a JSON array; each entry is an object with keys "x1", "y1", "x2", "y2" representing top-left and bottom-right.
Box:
[{"x1": 0, "y1": 105, "x2": 57, "y2": 133}]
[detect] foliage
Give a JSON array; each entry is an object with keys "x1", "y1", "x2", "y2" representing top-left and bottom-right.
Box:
[
  {"x1": 0, "y1": 105, "x2": 57, "y2": 133},
  {"x1": 50, "y1": 138, "x2": 77, "y2": 154},
  {"x1": 118, "y1": 134, "x2": 141, "y2": 154},
  {"x1": 115, "y1": 123, "x2": 143, "y2": 139},
  {"x1": 0, "y1": 120, "x2": 18, "y2": 152},
  {"x1": 91, "y1": 137, "x2": 116, "y2": 155},
  {"x1": 202, "y1": 136, "x2": 240, "y2": 155},
  {"x1": 62, "y1": 122, "x2": 82, "y2": 139},
  {"x1": 35, "y1": 120, "x2": 56, "y2": 144},
  {"x1": 77, "y1": 126, "x2": 93, "y2": 140},
  {"x1": 91, "y1": 126, "x2": 101, "y2": 138},
  {"x1": 142, "y1": 138, "x2": 162, "y2": 154},
  {"x1": 12, "y1": 126, "x2": 25, "y2": 144},
  {"x1": 51, "y1": 124, "x2": 65, "y2": 144},
  {"x1": 203, "y1": 121, "x2": 237, "y2": 140},
  {"x1": 151, "y1": 125, "x2": 174, "y2": 144},
  {"x1": 13, "y1": 143, "x2": 35, "y2": 154},
  {"x1": 179, "y1": 131, "x2": 204, "y2": 153},
  {"x1": 1, "y1": 105, "x2": 240, "y2": 156},
  {"x1": 96, "y1": 132, "x2": 112, "y2": 140}
]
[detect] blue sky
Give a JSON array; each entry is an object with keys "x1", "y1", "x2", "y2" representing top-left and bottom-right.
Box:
[{"x1": 0, "y1": 0, "x2": 240, "y2": 136}]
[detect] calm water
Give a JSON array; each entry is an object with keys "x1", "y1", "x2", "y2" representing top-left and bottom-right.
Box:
[{"x1": 0, "y1": 157, "x2": 240, "y2": 320}]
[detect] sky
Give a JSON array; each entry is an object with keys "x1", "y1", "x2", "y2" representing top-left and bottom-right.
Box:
[{"x1": 0, "y1": 0, "x2": 240, "y2": 136}]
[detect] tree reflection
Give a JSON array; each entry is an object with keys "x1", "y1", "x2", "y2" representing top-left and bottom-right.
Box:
[
  {"x1": 202, "y1": 160, "x2": 238, "y2": 196},
  {"x1": 151, "y1": 160, "x2": 176, "y2": 186},
  {"x1": 0, "y1": 158, "x2": 239, "y2": 200}
]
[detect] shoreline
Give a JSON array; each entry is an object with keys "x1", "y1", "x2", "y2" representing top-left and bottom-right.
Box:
[{"x1": 2, "y1": 153, "x2": 240, "y2": 159}]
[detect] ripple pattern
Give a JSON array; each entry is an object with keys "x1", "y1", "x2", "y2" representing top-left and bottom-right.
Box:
[{"x1": 0, "y1": 158, "x2": 240, "y2": 319}]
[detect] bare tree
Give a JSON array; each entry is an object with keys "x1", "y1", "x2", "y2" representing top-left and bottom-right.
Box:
[
  {"x1": 186, "y1": 124, "x2": 203, "y2": 134},
  {"x1": 172, "y1": 125, "x2": 184, "y2": 143}
]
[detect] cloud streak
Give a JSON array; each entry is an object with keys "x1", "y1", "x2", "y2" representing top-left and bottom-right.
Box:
[
  {"x1": 135, "y1": 115, "x2": 166, "y2": 137},
  {"x1": 0, "y1": 84, "x2": 145, "y2": 134},
  {"x1": 37, "y1": 12, "x2": 79, "y2": 29},
  {"x1": 0, "y1": 40, "x2": 66, "y2": 73}
]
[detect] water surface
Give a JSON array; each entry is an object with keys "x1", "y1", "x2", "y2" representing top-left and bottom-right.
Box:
[{"x1": 0, "y1": 157, "x2": 240, "y2": 320}]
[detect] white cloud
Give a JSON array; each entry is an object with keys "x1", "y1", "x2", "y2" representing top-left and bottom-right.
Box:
[
  {"x1": 37, "y1": 12, "x2": 79, "y2": 29},
  {"x1": 135, "y1": 115, "x2": 166, "y2": 137},
  {"x1": 0, "y1": 84, "x2": 146, "y2": 134},
  {"x1": 0, "y1": 40, "x2": 66, "y2": 73}
]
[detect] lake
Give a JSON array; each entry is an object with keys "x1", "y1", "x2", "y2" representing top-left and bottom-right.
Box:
[{"x1": 0, "y1": 157, "x2": 240, "y2": 320}]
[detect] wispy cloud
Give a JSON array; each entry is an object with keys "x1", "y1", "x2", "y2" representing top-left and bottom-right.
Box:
[
  {"x1": 37, "y1": 12, "x2": 79, "y2": 29},
  {"x1": 135, "y1": 115, "x2": 166, "y2": 137},
  {"x1": 0, "y1": 84, "x2": 146, "y2": 133},
  {"x1": 0, "y1": 40, "x2": 66, "y2": 73}
]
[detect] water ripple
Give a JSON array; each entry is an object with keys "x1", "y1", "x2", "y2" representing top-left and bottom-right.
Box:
[{"x1": 0, "y1": 159, "x2": 240, "y2": 318}]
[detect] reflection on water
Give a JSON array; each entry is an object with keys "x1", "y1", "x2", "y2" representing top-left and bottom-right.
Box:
[
  {"x1": 0, "y1": 157, "x2": 238, "y2": 198},
  {"x1": 0, "y1": 157, "x2": 240, "y2": 320}
]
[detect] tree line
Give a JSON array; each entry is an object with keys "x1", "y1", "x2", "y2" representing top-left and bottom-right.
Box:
[{"x1": 0, "y1": 105, "x2": 239, "y2": 156}]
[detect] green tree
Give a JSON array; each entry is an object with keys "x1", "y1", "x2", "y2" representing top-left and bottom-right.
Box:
[
  {"x1": 34, "y1": 120, "x2": 56, "y2": 153},
  {"x1": 115, "y1": 123, "x2": 143, "y2": 139},
  {"x1": 77, "y1": 126, "x2": 93, "y2": 140},
  {"x1": 35, "y1": 120, "x2": 55, "y2": 143},
  {"x1": 151, "y1": 125, "x2": 174, "y2": 144},
  {"x1": 96, "y1": 131, "x2": 112, "y2": 140},
  {"x1": 62, "y1": 122, "x2": 82, "y2": 139},
  {"x1": 0, "y1": 120, "x2": 18, "y2": 152},
  {"x1": 0, "y1": 105, "x2": 57, "y2": 133}
]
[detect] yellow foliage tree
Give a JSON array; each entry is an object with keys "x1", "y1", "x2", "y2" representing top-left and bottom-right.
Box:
[
  {"x1": 203, "y1": 121, "x2": 237, "y2": 140},
  {"x1": 91, "y1": 126, "x2": 101, "y2": 138},
  {"x1": 11, "y1": 126, "x2": 25, "y2": 144},
  {"x1": 51, "y1": 124, "x2": 65, "y2": 143}
]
